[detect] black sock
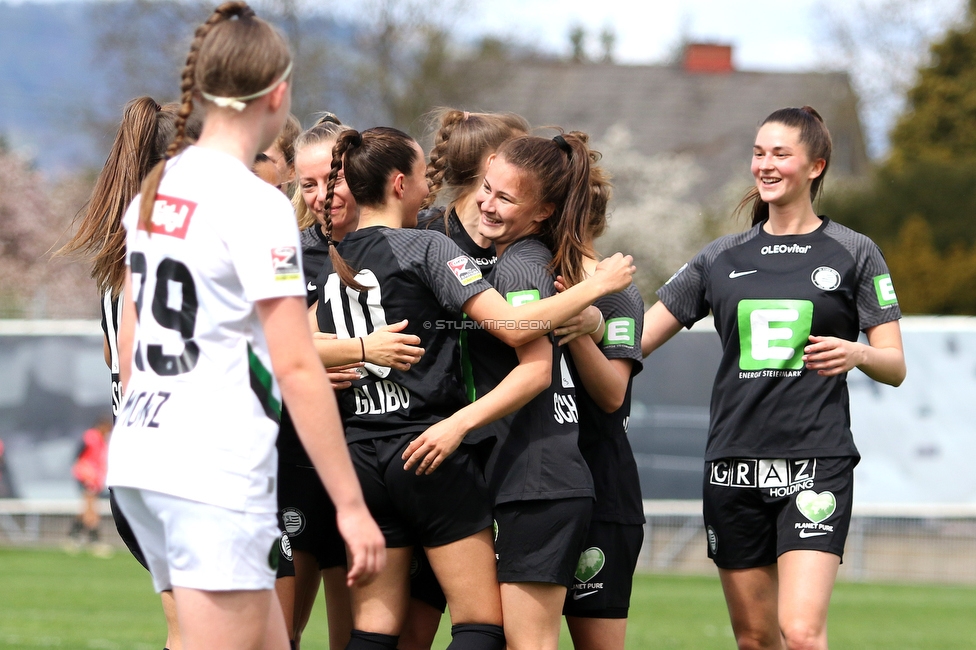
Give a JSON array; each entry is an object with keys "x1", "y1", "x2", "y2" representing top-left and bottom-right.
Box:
[
  {"x1": 345, "y1": 629, "x2": 399, "y2": 650},
  {"x1": 447, "y1": 623, "x2": 505, "y2": 650}
]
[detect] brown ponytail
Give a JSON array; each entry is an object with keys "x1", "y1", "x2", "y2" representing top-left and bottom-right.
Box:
[
  {"x1": 321, "y1": 127, "x2": 422, "y2": 292},
  {"x1": 322, "y1": 131, "x2": 368, "y2": 292},
  {"x1": 585, "y1": 149, "x2": 613, "y2": 244},
  {"x1": 57, "y1": 96, "x2": 205, "y2": 296},
  {"x1": 138, "y1": 1, "x2": 291, "y2": 234},
  {"x1": 736, "y1": 105, "x2": 833, "y2": 227},
  {"x1": 495, "y1": 131, "x2": 594, "y2": 287},
  {"x1": 59, "y1": 97, "x2": 161, "y2": 295}
]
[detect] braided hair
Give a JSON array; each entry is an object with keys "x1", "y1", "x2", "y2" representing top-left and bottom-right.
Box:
[
  {"x1": 422, "y1": 108, "x2": 530, "y2": 234},
  {"x1": 138, "y1": 2, "x2": 291, "y2": 233},
  {"x1": 322, "y1": 127, "x2": 421, "y2": 291}
]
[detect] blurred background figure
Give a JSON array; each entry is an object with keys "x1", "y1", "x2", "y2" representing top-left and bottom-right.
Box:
[
  {"x1": 67, "y1": 416, "x2": 112, "y2": 557},
  {"x1": 253, "y1": 151, "x2": 285, "y2": 191},
  {"x1": 0, "y1": 439, "x2": 14, "y2": 498}
]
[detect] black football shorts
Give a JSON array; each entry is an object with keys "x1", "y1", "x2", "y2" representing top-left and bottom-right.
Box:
[{"x1": 702, "y1": 456, "x2": 856, "y2": 569}]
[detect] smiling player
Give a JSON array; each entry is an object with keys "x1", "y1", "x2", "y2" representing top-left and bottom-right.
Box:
[{"x1": 640, "y1": 106, "x2": 905, "y2": 650}]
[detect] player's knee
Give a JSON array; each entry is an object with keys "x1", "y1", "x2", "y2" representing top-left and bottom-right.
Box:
[
  {"x1": 446, "y1": 623, "x2": 505, "y2": 650},
  {"x1": 733, "y1": 626, "x2": 782, "y2": 650},
  {"x1": 346, "y1": 629, "x2": 399, "y2": 650},
  {"x1": 781, "y1": 621, "x2": 825, "y2": 650}
]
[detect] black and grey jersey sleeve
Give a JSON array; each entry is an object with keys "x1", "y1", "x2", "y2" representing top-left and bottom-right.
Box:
[
  {"x1": 396, "y1": 229, "x2": 491, "y2": 313},
  {"x1": 493, "y1": 238, "x2": 556, "y2": 299},
  {"x1": 656, "y1": 228, "x2": 758, "y2": 327},
  {"x1": 824, "y1": 221, "x2": 902, "y2": 329},
  {"x1": 299, "y1": 224, "x2": 324, "y2": 249},
  {"x1": 595, "y1": 284, "x2": 644, "y2": 373}
]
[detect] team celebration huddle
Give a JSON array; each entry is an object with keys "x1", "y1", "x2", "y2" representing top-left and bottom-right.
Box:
[{"x1": 65, "y1": 3, "x2": 908, "y2": 649}]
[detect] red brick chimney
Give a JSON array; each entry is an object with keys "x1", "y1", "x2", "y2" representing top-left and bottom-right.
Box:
[{"x1": 683, "y1": 43, "x2": 734, "y2": 73}]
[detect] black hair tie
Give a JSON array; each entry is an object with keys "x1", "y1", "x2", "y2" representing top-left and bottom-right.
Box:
[
  {"x1": 349, "y1": 131, "x2": 363, "y2": 147},
  {"x1": 553, "y1": 134, "x2": 572, "y2": 159},
  {"x1": 317, "y1": 112, "x2": 342, "y2": 126}
]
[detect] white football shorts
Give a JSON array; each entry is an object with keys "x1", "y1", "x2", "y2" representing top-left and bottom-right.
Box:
[{"x1": 113, "y1": 487, "x2": 279, "y2": 592}]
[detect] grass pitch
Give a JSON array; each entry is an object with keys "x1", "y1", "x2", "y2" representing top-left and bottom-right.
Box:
[{"x1": 2, "y1": 547, "x2": 975, "y2": 649}]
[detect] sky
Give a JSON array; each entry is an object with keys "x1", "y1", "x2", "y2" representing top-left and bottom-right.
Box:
[
  {"x1": 464, "y1": 0, "x2": 825, "y2": 71},
  {"x1": 4, "y1": 0, "x2": 966, "y2": 162},
  {"x1": 451, "y1": 0, "x2": 966, "y2": 156}
]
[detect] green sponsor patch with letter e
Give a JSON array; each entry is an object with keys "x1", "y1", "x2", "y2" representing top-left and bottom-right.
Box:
[
  {"x1": 737, "y1": 299, "x2": 814, "y2": 371},
  {"x1": 603, "y1": 317, "x2": 635, "y2": 346},
  {"x1": 873, "y1": 274, "x2": 898, "y2": 307},
  {"x1": 506, "y1": 289, "x2": 540, "y2": 306}
]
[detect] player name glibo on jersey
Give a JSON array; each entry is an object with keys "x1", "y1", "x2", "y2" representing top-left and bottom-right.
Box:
[{"x1": 352, "y1": 379, "x2": 411, "y2": 415}]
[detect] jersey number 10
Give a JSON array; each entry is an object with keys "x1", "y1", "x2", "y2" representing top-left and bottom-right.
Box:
[{"x1": 321, "y1": 270, "x2": 391, "y2": 378}]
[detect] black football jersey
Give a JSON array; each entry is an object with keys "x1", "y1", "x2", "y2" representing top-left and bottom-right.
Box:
[
  {"x1": 315, "y1": 226, "x2": 491, "y2": 442},
  {"x1": 575, "y1": 284, "x2": 646, "y2": 525},
  {"x1": 417, "y1": 207, "x2": 498, "y2": 417},
  {"x1": 300, "y1": 224, "x2": 330, "y2": 306},
  {"x1": 657, "y1": 217, "x2": 902, "y2": 461},
  {"x1": 468, "y1": 237, "x2": 594, "y2": 505},
  {"x1": 277, "y1": 225, "x2": 333, "y2": 468},
  {"x1": 100, "y1": 290, "x2": 124, "y2": 421},
  {"x1": 417, "y1": 207, "x2": 497, "y2": 277}
]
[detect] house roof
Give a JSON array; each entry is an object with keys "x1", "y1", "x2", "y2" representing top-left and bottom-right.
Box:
[{"x1": 464, "y1": 62, "x2": 868, "y2": 203}]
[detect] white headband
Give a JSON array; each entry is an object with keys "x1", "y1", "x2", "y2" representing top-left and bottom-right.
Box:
[{"x1": 200, "y1": 61, "x2": 293, "y2": 112}]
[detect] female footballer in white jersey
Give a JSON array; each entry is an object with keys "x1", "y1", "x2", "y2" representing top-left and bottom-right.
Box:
[
  {"x1": 107, "y1": 5, "x2": 384, "y2": 650},
  {"x1": 642, "y1": 107, "x2": 905, "y2": 650},
  {"x1": 59, "y1": 96, "x2": 204, "y2": 650}
]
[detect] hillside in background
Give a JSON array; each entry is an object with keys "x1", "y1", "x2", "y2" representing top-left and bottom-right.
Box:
[
  {"x1": 0, "y1": 1, "x2": 355, "y2": 174},
  {"x1": 0, "y1": 2, "x2": 115, "y2": 173}
]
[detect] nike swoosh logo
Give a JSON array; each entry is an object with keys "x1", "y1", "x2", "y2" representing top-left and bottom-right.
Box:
[
  {"x1": 729, "y1": 270, "x2": 758, "y2": 279},
  {"x1": 307, "y1": 282, "x2": 317, "y2": 291},
  {"x1": 798, "y1": 529, "x2": 827, "y2": 538},
  {"x1": 572, "y1": 590, "x2": 599, "y2": 600}
]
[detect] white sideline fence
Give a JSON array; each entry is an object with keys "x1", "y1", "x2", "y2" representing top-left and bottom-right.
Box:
[{"x1": 2, "y1": 499, "x2": 975, "y2": 585}]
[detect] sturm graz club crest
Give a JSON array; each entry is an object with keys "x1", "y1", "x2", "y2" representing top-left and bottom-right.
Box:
[
  {"x1": 811, "y1": 266, "x2": 841, "y2": 291},
  {"x1": 279, "y1": 532, "x2": 293, "y2": 563},
  {"x1": 281, "y1": 507, "x2": 305, "y2": 536}
]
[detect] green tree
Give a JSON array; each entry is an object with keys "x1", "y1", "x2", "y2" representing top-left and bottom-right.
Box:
[
  {"x1": 824, "y1": 0, "x2": 976, "y2": 313},
  {"x1": 569, "y1": 25, "x2": 586, "y2": 63},
  {"x1": 888, "y1": 0, "x2": 976, "y2": 166}
]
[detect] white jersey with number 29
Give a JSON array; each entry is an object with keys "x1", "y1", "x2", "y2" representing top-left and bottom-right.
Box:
[{"x1": 107, "y1": 146, "x2": 305, "y2": 514}]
